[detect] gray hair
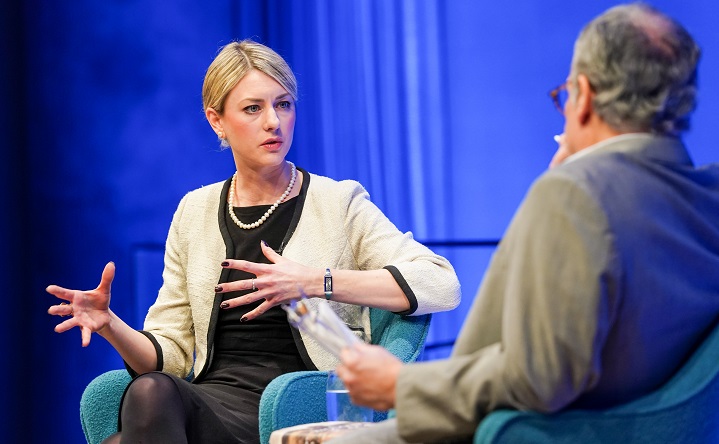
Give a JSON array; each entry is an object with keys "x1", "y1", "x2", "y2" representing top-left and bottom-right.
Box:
[{"x1": 571, "y1": 3, "x2": 700, "y2": 136}]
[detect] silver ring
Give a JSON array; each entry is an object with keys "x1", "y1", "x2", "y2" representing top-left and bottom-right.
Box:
[
  {"x1": 252, "y1": 278, "x2": 257, "y2": 291},
  {"x1": 60, "y1": 302, "x2": 73, "y2": 317}
]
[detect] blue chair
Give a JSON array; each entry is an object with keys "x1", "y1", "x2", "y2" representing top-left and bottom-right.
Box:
[
  {"x1": 474, "y1": 321, "x2": 719, "y2": 443},
  {"x1": 80, "y1": 369, "x2": 130, "y2": 444},
  {"x1": 79, "y1": 309, "x2": 431, "y2": 444},
  {"x1": 258, "y1": 309, "x2": 430, "y2": 444}
]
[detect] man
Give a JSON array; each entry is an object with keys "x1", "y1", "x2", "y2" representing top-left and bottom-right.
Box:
[{"x1": 330, "y1": 3, "x2": 719, "y2": 443}]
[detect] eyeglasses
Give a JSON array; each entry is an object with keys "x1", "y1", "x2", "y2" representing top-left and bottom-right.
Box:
[{"x1": 549, "y1": 82, "x2": 568, "y2": 115}]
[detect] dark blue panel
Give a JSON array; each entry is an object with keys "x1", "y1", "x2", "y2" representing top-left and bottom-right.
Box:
[
  {"x1": 1, "y1": 2, "x2": 31, "y2": 442},
  {"x1": 131, "y1": 245, "x2": 165, "y2": 329},
  {"x1": 25, "y1": 1, "x2": 235, "y2": 442}
]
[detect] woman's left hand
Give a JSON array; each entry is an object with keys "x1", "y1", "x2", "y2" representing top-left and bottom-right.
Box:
[{"x1": 215, "y1": 240, "x2": 320, "y2": 320}]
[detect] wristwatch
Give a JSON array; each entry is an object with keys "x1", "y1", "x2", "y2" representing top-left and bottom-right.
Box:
[{"x1": 324, "y1": 268, "x2": 333, "y2": 300}]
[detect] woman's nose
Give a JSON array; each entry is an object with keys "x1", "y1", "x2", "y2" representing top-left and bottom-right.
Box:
[{"x1": 263, "y1": 108, "x2": 280, "y2": 131}]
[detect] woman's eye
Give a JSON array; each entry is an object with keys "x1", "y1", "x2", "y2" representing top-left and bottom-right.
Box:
[
  {"x1": 244, "y1": 104, "x2": 261, "y2": 113},
  {"x1": 277, "y1": 101, "x2": 292, "y2": 110}
]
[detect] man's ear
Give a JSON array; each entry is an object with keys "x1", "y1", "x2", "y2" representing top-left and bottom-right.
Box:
[{"x1": 575, "y1": 74, "x2": 594, "y2": 125}]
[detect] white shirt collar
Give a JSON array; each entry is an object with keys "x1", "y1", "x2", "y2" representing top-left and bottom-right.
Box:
[{"x1": 564, "y1": 133, "x2": 655, "y2": 164}]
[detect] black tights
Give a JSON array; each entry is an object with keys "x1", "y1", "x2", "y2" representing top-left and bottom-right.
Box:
[{"x1": 101, "y1": 372, "x2": 187, "y2": 444}]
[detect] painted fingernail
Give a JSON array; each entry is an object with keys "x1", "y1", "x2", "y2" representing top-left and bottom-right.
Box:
[
  {"x1": 220, "y1": 302, "x2": 229, "y2": 309},
  {"x1": 215, "y1": 285, "x2": 223, "y2": 293},
  {"x1": 240, "y1": 316, "x2": 248, "y2": 322},
  {"x1": 261, "y1": 240, "x2": 268, "y2": 247},
  {"x1": 221, "y1": 261, "x2": 229, "y2": 267}
]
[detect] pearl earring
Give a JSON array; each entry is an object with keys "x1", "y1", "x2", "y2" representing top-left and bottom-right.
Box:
[{"x1": 218, "y1": 131, "x2": 225, "y2": 139}]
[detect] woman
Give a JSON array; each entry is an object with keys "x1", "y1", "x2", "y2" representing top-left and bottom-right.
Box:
[{"x1": 46, "y1": 40, "x2": 461, "y2": 443}]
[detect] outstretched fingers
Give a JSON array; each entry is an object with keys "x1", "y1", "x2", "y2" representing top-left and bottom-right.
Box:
[
  {"x1": 221, "y1": 258, "x2": 269, "y2": 276},
  {"x1": 81, "y1": 326, "x2": 92, "y2": 347},
  {"x1": 54, "y1": 316, "x2": 79, "y2": 334},
  {"x1": 97, "y1": 262, "x2": 116, "y2": 292},
  {"x1": 259, "y1": 240, "x2": 283, "y2": 264},
  {"x1": 45, "y1": 285, "x2": 75, "y2": 303},
  {"x1": 53, "y1": 319, "x2": 93, "y2": 347},
  {"x1": 47, "y1": 302, "x2": 74, "y2": 317},
  {"x1": 46, "y1": 261, "x2": 115, "y2": 348},
  {"x1": 240, "y1": 299, "x2": 274, "y2": 322},
  {"x1": 219, "y1": 287, "x2": 265, "y2": 310}
]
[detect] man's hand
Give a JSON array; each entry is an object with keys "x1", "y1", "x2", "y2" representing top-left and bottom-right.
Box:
[
  {"x1": 336, "y1": 342, "x2": 403, "y2": 411},
  {"x1": 550, "y1": 133, "x2": 571, "y2": 168}
]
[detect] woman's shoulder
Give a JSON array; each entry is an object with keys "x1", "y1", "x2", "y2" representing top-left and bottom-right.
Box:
[
  {"x1": 306, "y1": 171, "x2": 367, "y2": 198},
  {"x1": 173, "y1": 179, "x2": 227, "y2": 217},
  {"x1": 182, "y1": 180, "x2": 226, "y2": 202}
]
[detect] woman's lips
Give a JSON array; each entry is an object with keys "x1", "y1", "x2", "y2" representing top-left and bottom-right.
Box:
[{"x1": 262, "y1": 139, "x2": 283, "y2": 150}]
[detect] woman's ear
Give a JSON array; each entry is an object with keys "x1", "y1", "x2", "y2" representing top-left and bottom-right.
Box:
[{"x1": 205, "y1": 108, "x2": 223, "y2": 134}]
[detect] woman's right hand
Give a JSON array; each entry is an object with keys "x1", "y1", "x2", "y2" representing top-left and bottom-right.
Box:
[{"x1": 46, "y1": 261, "x2": 115, "y2": 347}]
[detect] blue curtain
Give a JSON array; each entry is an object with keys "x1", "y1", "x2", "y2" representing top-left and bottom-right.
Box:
[
  {"x1": 5, "y1": 1, "x2": 719, "y2": 442},
  {"x1": 1, "y1": 2, "x2": 31, "y2": 443},
  {"x1": 234, "y1": 1, "x2": 455, "y2": 239}
]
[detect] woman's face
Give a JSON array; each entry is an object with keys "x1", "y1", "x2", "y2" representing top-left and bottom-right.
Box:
[{"x1": 216, "y1": 69, "x2": 296, "y2": 169}]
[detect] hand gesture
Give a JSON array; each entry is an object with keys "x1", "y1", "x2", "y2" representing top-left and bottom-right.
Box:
[
  {"x1": 46, "y1": 262, "x2": 115, "y2": 347},
  {"x1": 215, "y1": 240, "x2": 317, "y2": 321}
]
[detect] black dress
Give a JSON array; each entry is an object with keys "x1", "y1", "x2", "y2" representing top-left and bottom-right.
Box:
[{"x1": 122, "y1": 195, "x2": 311, "y2": 443}]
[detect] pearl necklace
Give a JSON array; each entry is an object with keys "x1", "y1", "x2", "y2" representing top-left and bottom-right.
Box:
[{"x1": 228, "y1": 162, "x2": 297, "y2": 230}]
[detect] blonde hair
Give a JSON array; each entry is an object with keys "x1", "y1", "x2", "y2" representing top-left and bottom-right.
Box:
[{"x1": 202, "y1": 40, "x2": 298, "y2": 116}]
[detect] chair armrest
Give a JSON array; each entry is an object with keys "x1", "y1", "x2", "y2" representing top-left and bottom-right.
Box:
[
  {"x1": 476, "y1": 324, "x2": 719, "y2": 443},
  {"x1": 259, "y1": 371, "x2": 329, "y2": 444},
  {"x1": 259, "y1": 370, "x2": 393, "y2": 444},
  {"x1": 474, "y1": 410, "x2": 560, "y2": 444},
  {"x1": 258, "y1": 312, "x2": 431, "y2": 443},
  {"x1": 374, "y1": 313, "x2": 431, "y2": 363},
  {"x1": 80, "y1": 369, "x2": 132, "y2": 444},
  {"x1": 475, "y1": 398, "x2": 719, "y2": 444}
]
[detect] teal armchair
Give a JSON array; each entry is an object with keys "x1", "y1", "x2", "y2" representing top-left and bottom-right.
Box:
[
  {"x1": 258, "y1": 309, "x2": 431, "y2": 444},
  {"x1": 79, "y1": 309, "x2": 431, "y2": 444},
  {"x1": 80, "y1": 369, "x2": 132, "y2": 444},
  {"x1": 474, "y1": 320, "x2": 719, "y2": 443}
]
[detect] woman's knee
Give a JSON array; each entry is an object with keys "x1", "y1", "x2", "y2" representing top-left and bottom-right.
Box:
[
  {"x1": 119, "y1": 373, "x2": 188, "y2": 441},
  {"x1": 123, "y1": 372, "x2": 181, "y2": 412},
  {"x1": 100, "y1": 432, "x2": 121, "y2": 444}
]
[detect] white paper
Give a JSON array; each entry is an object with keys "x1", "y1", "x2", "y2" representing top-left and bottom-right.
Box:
[{"x1": 283, "y1": 298, "x2": 361, "y2": 358}]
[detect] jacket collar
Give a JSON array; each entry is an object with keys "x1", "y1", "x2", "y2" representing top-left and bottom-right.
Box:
[{"x1": 566, "y1": 133, "x2": 693, "y2": 167}]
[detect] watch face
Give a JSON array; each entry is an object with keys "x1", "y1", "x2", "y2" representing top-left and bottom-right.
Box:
[{"x1": 325, "y1": 276, "x2": 332, "y2": 291}]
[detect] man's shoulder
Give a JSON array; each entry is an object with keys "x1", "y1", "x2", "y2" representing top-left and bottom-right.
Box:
[{"x1": 544, "y1": 148, "x2": 641, "y2": 195}]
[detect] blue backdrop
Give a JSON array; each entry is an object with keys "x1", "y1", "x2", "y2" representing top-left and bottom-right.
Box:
[{"x1": 3, "y1": 1, "x2": 717, "y2": 442}]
